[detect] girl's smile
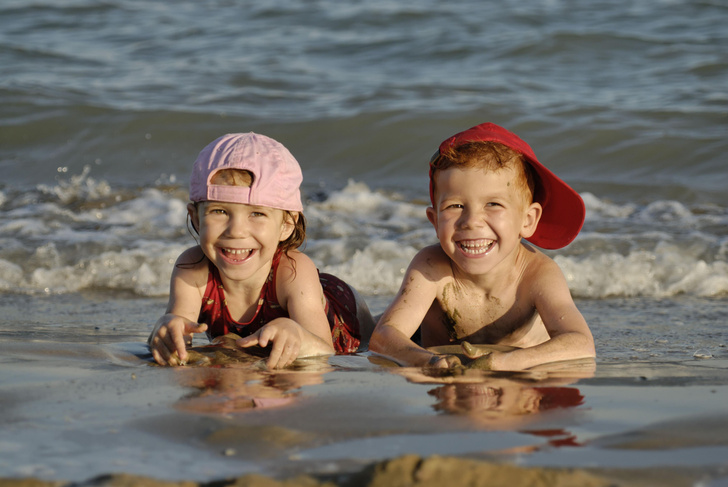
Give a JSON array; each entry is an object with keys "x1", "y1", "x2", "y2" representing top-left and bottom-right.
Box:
[{"x1": 219, "y1": 247, "x2": 254, "y2": 263}]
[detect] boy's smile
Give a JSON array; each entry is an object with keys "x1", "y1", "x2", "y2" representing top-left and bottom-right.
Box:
[{"x1": 458, "y1": 238, "x2": 495, "y2": 256}]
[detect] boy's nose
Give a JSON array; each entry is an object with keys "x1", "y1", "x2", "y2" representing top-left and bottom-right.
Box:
[{"x1": 459, "y1": 209, "x2": 485, "y2": 229}]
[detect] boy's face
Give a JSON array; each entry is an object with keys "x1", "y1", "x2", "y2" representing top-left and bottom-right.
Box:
[{"x1": 426, "y1": 165, "x2": 541, "y2": 277}]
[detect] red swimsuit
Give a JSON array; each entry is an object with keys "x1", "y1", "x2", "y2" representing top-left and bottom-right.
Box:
[{"x1": 198, "y1": 253, "x2": 361, "y2": 354}]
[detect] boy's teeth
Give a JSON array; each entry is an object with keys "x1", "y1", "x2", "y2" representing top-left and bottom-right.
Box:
[{"x1": 460, "y1": 241, "x2": 494, "y2": 254}]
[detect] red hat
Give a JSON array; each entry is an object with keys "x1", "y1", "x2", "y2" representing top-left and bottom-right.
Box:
[{"x1": 429, "y1": 123, "x2": 584, "y2": 249}]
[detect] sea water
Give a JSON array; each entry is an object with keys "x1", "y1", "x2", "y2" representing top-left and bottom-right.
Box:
[
  {"x1": 1, "y1": 0, "x2": 727, "y2": 358},
  {"x1": 1, "y1": 2, "x2": 728, "y2": 481}
]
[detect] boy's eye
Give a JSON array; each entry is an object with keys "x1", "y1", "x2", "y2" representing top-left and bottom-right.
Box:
[{"x1": 445, "y1": 203, "x2": 463, "y2": 210}]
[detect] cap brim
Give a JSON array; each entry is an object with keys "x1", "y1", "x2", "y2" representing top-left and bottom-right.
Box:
[{"x1": 526, "y1": 157, "x2": 585, "y2": 249}]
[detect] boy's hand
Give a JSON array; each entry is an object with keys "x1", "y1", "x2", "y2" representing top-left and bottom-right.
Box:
[
  {"x1": 149, "y1": 315, "x2": 207, "y2": 366},
  {"x1": 425, "y1": 353, "x2": 462, "y2": 369},
  {"x1": 237, "y1": 319, "x2": 303, "y2": 369},
  {"x1": 467, "y1": 352, "x2": 498, "y2": 370}
]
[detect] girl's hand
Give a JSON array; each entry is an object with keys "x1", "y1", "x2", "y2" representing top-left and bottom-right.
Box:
[
  {"x1": 237, "y1": 318, "x2": 303, "y2": 369},
  {"x1": 148, "y1": 314, "x2": 208, "y2": 366}
]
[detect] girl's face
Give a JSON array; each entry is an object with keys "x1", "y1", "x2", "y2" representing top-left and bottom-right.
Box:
[
  {"x1": 190, "y1": 201, "x2": 295, "y2": 284},
  {"x1": 426, "y1": 165, "x2": 541, "y2": 279}
]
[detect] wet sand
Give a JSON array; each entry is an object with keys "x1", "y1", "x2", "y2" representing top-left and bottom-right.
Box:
[{"x1": 1, "y1": 294, "x2": 728, "y2": 486}]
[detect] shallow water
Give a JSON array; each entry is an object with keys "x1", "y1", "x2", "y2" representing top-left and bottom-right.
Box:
[
  {"x1": 1, "y1": 0, "x2": 726, "y2": 302},
  {"x1": 1, "y1": 0, "x2": 727, "y2": 483},
  {"x1": 1, "y1": 293, "x2": 728, "y2": 483}
]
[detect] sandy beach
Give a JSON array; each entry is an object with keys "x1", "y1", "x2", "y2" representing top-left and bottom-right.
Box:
[
  {"x1": 1, "y1": 293, "x2": 727, "y2": 487},
  {"x1": 2, "y1": 1, "x2": 727, "y2": 485}
]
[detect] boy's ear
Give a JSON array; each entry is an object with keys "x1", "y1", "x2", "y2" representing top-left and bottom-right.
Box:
[
  {"x1": 187, "y1": 203, "x2": 200, "y2": 233},
  {"x1": 279, "y1": 212, "x2": 297, "y2": 242},
  {"x1": 520, "y1": 202, "x2": 543, "y2": 239},
  {"x1": 426, "y1": 206, "x2": 439, "y2": 237}
]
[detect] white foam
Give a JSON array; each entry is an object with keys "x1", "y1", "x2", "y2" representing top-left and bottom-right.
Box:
[
  {"x1": 1, "y1": 173, "x2": 726, "y2": 299},
  {"x1": 37, "y1": 165, "x2": 112, "y2": 204},
  {"x1": 556, "y1": 249, "x2": 728, "y2": 299},
  {"x1": 582, "y1": 192, "x2": 636, "y2": 219},
  {"x1": 318, "y1": 240, "x2": 418, "y2": 296}
]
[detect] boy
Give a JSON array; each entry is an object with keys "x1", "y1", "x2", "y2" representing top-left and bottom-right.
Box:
[{"x1": 369, "y1": 123, "x2": 595, "y2": 370}]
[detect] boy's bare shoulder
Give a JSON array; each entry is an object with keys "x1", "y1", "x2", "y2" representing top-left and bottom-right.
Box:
[
  {"x1": 518, "y1": 243, "x2": 568, "y2": 287},
  {"x1": 410, "y1": 244, "x2": 451, "y2": 276}
]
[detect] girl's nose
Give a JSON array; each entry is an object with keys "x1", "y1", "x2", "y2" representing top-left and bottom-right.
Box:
[{"x1": 226, "y1": 214, "x2": 249, "y2": 238}]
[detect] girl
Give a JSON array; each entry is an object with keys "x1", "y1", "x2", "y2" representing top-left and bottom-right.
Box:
[{"x1": 148, "y1": 133, "x2": 374, "y2": 368}]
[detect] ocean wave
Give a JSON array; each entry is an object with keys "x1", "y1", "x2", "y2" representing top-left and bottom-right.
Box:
[{"x1": 1, "y1": 175, "x2": 726, "y2": 299}]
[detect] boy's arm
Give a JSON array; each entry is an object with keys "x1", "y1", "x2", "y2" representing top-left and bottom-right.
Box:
[
  {"x1": 148, "y1": 247, "x2": 208, "y2": 366},
  {"x1": 237, "y1": 252, "x2": 335, "y2": 368},
  {"x1": 485, "y1": 259, "x2": 595, "y2": 371},
  {"x1": 369, "y1": 249, "x2": 460, "y2": 368}
]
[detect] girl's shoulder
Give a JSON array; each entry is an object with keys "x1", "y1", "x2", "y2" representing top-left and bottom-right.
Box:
[
  {"x1": 173, "y1": 246, "x2": 209, "y2": 277},
  {"x1": 168, "y1": 246, "x2": 210, "y2": 297},
  {"x1": 274, "y1": 250, "x2": 324, "y2": 307},
  {"x1": 275, "y1": 250, "x2": 318, "y2": 283}
]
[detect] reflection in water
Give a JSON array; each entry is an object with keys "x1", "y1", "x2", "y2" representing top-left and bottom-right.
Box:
[
  {"x1": 428, "y1": 381, "x2": 585, "y2": 436},
  {"x1": 173, "y1": 357, "x2": 334, "y2": 415},
  {"x1": 153, "y1": 332, "x2": 334, "y2": 415},
  {"x1": 390, "y1": 357, "x2": 594, "y2": 449}
]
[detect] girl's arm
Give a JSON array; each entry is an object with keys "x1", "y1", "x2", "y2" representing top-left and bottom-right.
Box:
[
  {"x1": 237, "y1": 251, "x2": 335, "y2": 368},
  {"x1": 148, "y1": 247, "x2": 208, "y2": 366}
]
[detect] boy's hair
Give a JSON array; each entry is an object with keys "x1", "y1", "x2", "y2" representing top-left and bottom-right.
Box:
[
  {"x1": 195, "y1": 168, "x2": 306, "y2": 253},
  {"x1": 430, "y1": 141, "x2": 538, "y2": 207}
]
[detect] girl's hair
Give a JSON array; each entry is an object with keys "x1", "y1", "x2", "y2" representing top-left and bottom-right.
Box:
[
  {"x1": 190, "y1": 168, "x2": 307, "y2": 254},
  {"x1": 431, "y1": 141, "x2": 538, "y2": 206}
]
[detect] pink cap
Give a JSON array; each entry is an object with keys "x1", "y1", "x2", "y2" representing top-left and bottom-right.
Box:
[
  {"x1": 189, "y1": 133, "x2": 303, "y2": 212},
  {"x1": 429, "y1": 123, "x2": 585, "y2": 249}
]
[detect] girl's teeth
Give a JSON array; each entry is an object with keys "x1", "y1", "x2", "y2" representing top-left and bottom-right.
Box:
[{"x1": 224, "y1": 248, "x2": 251, "y2": 255}]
